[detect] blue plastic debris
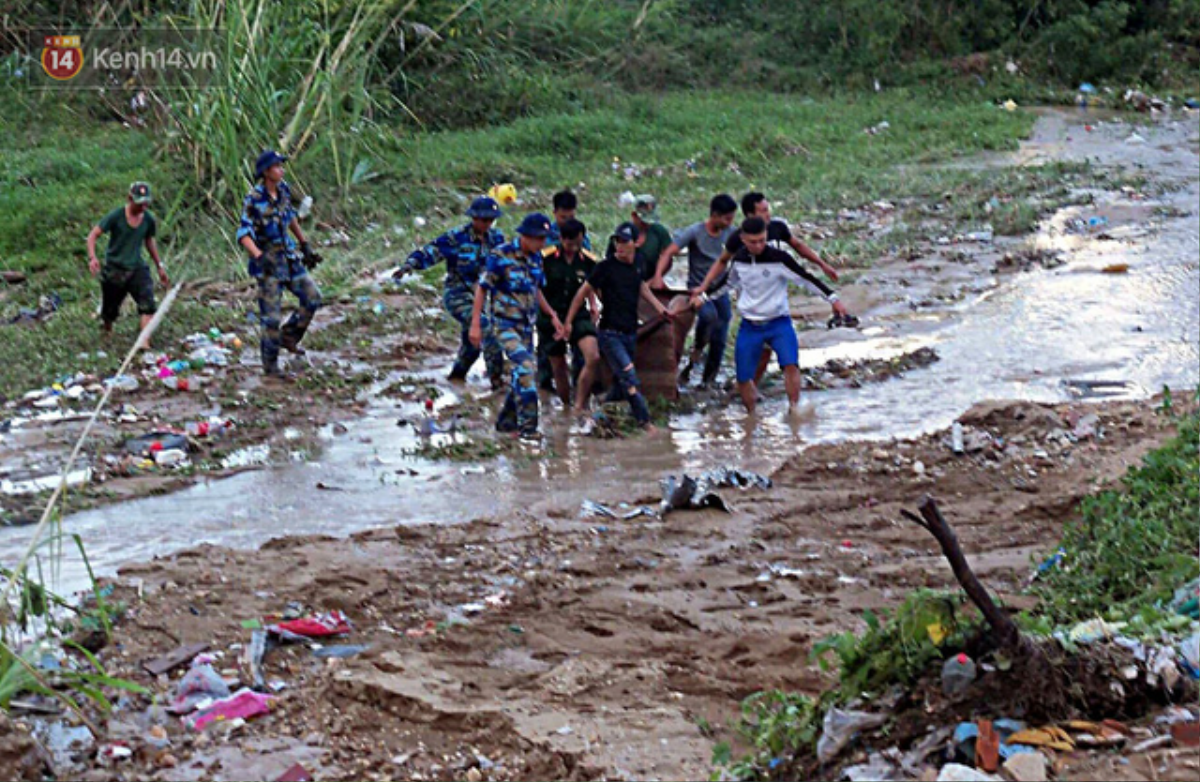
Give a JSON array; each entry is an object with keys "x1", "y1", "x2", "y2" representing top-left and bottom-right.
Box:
[
  {"x1": 1037, "y1": 547, "x2": 1066, "y2": 574},
  {"x1": 953, "y1": 722, "x2": 978, "y2": 744}
]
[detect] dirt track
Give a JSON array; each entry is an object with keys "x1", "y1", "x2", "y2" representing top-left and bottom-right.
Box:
[{"x1": 59, "y1": 395, "x2": 1188, "y2": 782}]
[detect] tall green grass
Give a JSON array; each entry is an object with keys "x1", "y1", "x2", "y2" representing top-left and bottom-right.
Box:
[{"x1": 153, "y1": 0, "x2": 416, "y2": 211}]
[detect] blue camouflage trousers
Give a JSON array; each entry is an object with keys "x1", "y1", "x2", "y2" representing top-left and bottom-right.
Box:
[
  {"x1": 494, "y1": 319, "x2": 538, "y2": 436},
  {"x1": 258, "y1": 272, "x2": 322, "y2": 371},
  {"x1": 444, "y1": 286, "x2": 504, "y2": 383}
]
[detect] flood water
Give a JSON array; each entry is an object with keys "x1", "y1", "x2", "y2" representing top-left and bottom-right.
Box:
[{"x1": 4, "y1": 108, "x2": 1198, "y2": 595}]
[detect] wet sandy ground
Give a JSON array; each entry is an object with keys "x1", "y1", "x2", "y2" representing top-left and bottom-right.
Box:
[{"x1": 84, "y1": 396, "x2": 1195, "y2": 781}]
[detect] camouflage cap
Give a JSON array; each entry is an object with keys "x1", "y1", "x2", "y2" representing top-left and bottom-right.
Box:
[
  {"x1": 633, "y1": 194, "x2": 659, "y2": 223},
  {"x1": 129, "y1": 181, "x2": 152, "y2": 205}
]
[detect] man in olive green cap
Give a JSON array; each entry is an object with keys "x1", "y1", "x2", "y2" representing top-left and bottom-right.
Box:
[{"x1": 86, "y1": 181, "x2": 170, "y2": 348}]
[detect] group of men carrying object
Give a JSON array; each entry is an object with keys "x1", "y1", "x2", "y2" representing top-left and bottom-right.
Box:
[{"x1": 87, "y1": 149, "x2": 855, "y2": 444}]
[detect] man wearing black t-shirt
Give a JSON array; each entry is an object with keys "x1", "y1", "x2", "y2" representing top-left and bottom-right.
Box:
[
  {"x1": 563, "y1": 222, "x2": 673, "y2": 431},
  {"x1": 717, "y1": 191, "x2": 839, "y2": 281}
]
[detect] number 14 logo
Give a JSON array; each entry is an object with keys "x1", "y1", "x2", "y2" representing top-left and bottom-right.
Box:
[{"x1": 41, "y1": 35, "x2": 84, "y2": 81}]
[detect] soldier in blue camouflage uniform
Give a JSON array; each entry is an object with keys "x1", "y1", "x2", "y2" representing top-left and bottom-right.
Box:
[
  {"x1": 236, "y1": 150, "x2": 323, "y2": 380},
  {"x1": 395, "y1": 196, "x2": 507, "y2": 388},
  {"x1": 469, "y1": 213, "x2": 555, "y2": 442}
]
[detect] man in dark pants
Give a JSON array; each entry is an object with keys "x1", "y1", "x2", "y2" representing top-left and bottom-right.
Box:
[
  {"x1": 86, "y1": 182, "x2": 170, "y2": 349},
  {"x1": 236, "y1": 150, "x2": 323, "y2": 381},
  {"x1": 395, "y1": 196, "x2": 507, "y2": 388},
  {"x1": 564, "y1": 222, "x2": 673, "y2": 433},
  {"x1": 650, "y1": 194, "x2": 738, "y2": 387}
]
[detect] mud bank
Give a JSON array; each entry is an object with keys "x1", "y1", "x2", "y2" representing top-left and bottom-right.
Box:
[{"x1": 0, "y1": 395, "x2": 1186, "y2": 782}]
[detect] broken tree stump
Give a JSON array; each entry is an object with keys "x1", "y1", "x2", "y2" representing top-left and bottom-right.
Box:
[{"x1": 900, "y1": 495, "x2": 1024, "y2": 650}]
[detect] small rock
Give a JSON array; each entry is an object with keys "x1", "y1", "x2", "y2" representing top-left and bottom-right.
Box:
[
  {"x1": 913, "y1": 460, "x2": 926, "y2": 476},
  {"x1": 465, "y1": 768, "x2": 483, "y2": 782},
  {"x1": 1074, "y1": 412, "x2": 1100, "y2": 440},
  {"x1": 1001, "y1": 751, "x2": 1047, "y2": 782}
]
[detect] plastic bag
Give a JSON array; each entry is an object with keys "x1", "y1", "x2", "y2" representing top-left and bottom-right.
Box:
[
  {"x1": 170, "y1": 662, "x2": 231, "y2": 714},
  {"x1": 816, "y1": 707, "x2": 886, "y2": 764}
]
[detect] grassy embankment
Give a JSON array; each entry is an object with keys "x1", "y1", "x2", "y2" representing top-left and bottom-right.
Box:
[{"x1": 0, "y1": 89, "x2": 1117, "y2": 400}]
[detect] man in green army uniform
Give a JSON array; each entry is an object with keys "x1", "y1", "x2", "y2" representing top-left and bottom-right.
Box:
[
  {"x1": 86, "y1": 182, "x2": 170, "y2": 348},
  {"x1": 537, "y1": 219, "x2": 600, "y2": 414}
]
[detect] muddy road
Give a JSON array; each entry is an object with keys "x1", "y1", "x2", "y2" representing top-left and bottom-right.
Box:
[
  {"x1": 1, "y1": 108, "x2": 1198, "y2": 780},
  {"x1": 65, "y1": 396, "x2": 1199, "y2": 782}
]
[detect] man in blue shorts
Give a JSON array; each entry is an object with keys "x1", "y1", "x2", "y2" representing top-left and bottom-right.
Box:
[{"x1": 691, "y1": 217, "x2": 842, "y2": 416}]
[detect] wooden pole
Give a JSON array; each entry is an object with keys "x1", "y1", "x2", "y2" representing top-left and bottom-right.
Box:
[{"x1": 901, "y1": 495, "x2": 1023, "y2": 650}]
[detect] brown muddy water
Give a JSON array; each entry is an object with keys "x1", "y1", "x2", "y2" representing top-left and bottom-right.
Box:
[{"x1": 3, "y1": 108, "x2": 1197, "y2": 595}]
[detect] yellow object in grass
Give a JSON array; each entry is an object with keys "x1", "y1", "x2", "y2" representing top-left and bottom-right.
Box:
[{"x1": 489, "y1": 183, "x2": 518, "y2": 205}]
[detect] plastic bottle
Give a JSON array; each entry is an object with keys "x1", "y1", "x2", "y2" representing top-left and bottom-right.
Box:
[
  {"x1": 941, "y1": 653, "x2": 977, "y2": 696},
  {"x1": 186, "y1": 419, "x2": 231, "y2": 438},
  {"x1": 164, "y1": 376, "x2": 203, "y2": 392},
  {"x1": 951, "y1": 422, "x2": 964, "y2": 454},
  {"x1": 104, "y1": 375, "x2": 140, "y2": 392}
]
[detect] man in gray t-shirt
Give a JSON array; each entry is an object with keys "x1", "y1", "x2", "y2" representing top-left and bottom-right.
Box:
[{"x1": 651, "y1": 194, "x2": 738, "y2": 386}]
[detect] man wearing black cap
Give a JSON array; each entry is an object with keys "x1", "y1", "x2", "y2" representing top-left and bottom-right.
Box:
[
  {"x1": 469, "y1": 213, "x2": 557, "y2": 442},
  {"x1": 563, "y1": 222, "x2": 673, "y2": 432},
  {"x1": 237, "y1": 150, "x2": 323, "y2": 380},
  {"x1": 86, "y1": 181, "x2": 169, "y2": 348},
  {"x1": 396, "y1": 196, "x2": 507, "y2": 388}
]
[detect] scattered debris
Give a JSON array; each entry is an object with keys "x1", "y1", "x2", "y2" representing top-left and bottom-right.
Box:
[
  {"x1": 659, "y1": 468, "x2": 772, "y2": 515},
  {"x1": 268, "y1": 610, "x2": 352, "y2": 642},
  {"x1": 187, "y1": 688, "x2": 274, "y2": 730},
  {"x1": 817, "y1": 708, "x2": 887, "y2": 764},
  {"x1": 142, "y1": 642, "x2": 209, "y2": 676}
]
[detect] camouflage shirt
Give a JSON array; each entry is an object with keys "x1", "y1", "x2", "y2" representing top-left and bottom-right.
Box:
[
  {"x1": 481, "y1": 242, "x2": 546, "y2": 325},
  {"x1": 404, "y1": 224, "x2": 506, "y2": 291},
  {"x1": 237, "y1": 181, "x2": 303, "y2": 280}
]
